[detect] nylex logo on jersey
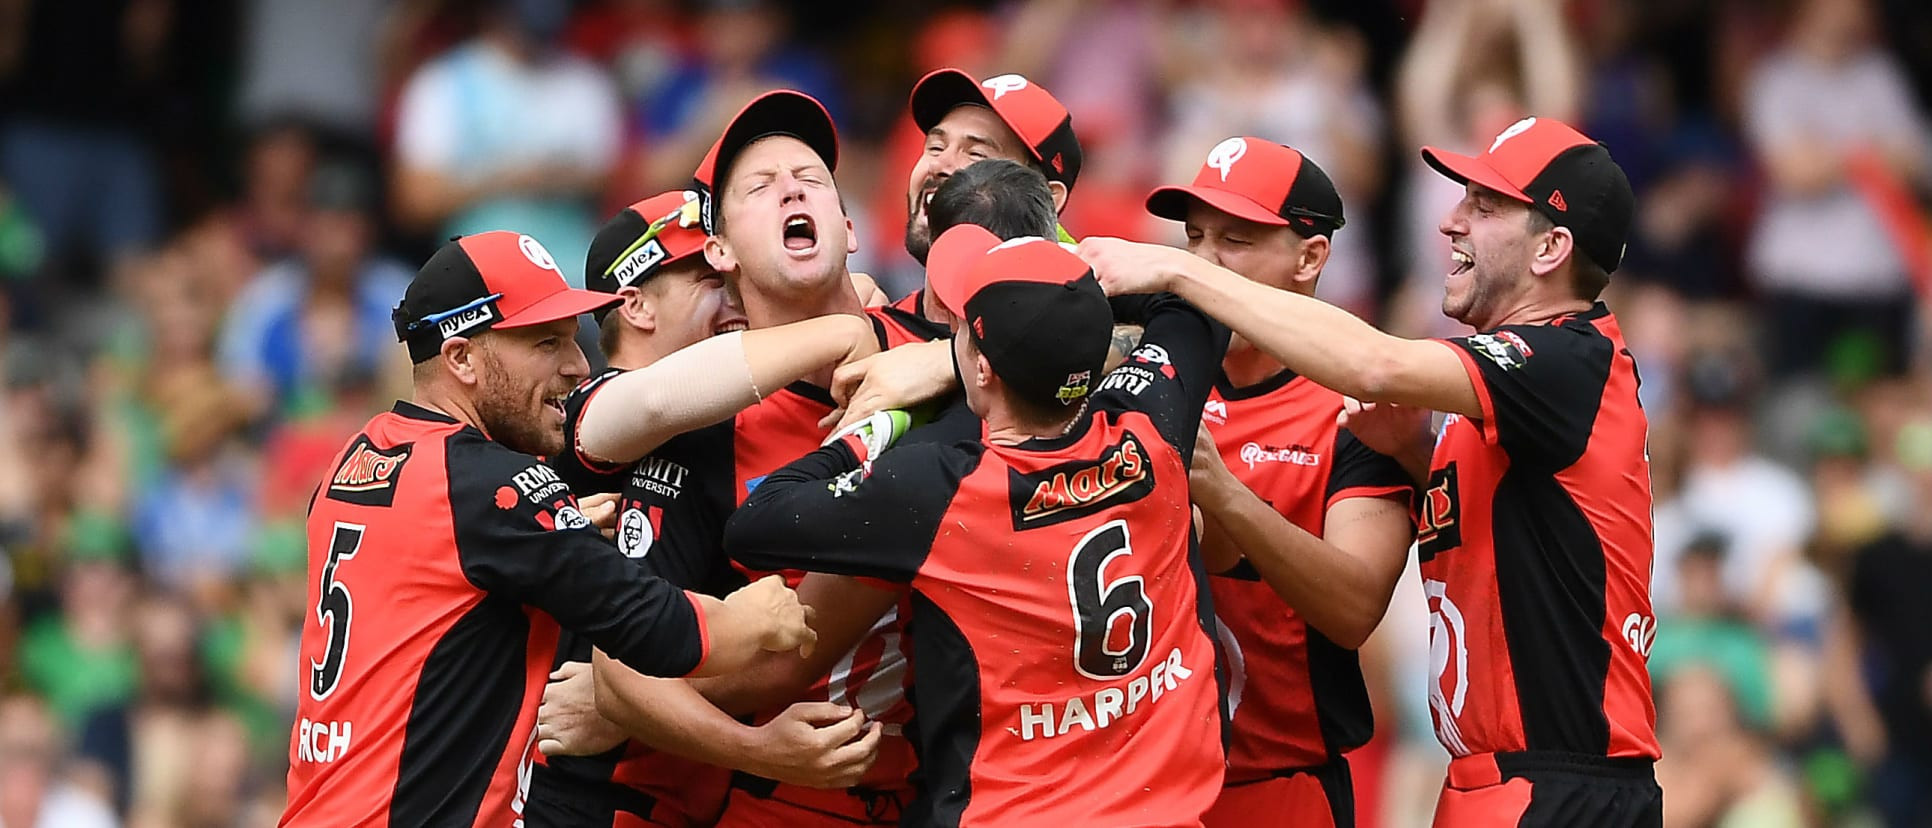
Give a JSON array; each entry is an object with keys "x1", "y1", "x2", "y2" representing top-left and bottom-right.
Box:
[
  {"x1": 325, "y1": 437, "x2": 412, "y2": 507},
  {"x1": 1239, "y1": 441, "x2": 1320, "y2": 470},
  {"x1": 1014, "y1": 647, "x2": 1194, "y2": 742},
  {"x1": 1009, "y1": 433, "x2": 1155, "y2": 530}
]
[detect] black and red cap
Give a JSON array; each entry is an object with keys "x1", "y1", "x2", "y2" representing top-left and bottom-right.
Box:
[
  {"x1": 910, "y1": 69, "x2": 1082, "y2": 192},
  {"x1": 1422, "y1": 116, "x2": 1633, "y2": 273},
  {"x1": 692, "y1": 90, "x2": 840, "y2": 234},
  {"x1": 584, "y1": 190, "x2": 709, "y2": 314},
  {"x1": 393, "y1": 231, "x2": 619, "y2": 363},
  {"x1": 927, "y1": 224, "x2": 1112, "y2": 409},
  {"x1": 1146, "y1": 137, "x2": 1344, "y2": 238}
]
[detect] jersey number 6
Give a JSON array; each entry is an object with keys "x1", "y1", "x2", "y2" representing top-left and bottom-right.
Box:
[
  {"x1": 310, "y1": 522, "x2": 363, "y2": 701},
  {"x1": 1068, "y1": 520, "x2": 1152, "y2": 680}
]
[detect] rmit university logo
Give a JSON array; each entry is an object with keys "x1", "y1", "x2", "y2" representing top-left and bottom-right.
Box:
[
  {"x1": 1009, "y1": 433, "x2": 1155, "y2": 529},
  {"x1": 326, "y1": 437, "x2": 413, "y2": 507}
]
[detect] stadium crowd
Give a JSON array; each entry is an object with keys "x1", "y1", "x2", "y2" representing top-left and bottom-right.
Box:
[{"x1": 0, "y1": 0, "x2": 1929, "y2": 825}]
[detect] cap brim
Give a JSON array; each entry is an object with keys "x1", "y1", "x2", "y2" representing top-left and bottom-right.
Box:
[
  {"x1": 1421, "y1": 146, "x2": 1531, "y2": 202},
  {"x1": 926, "y1": 223, "x2": 1004, "y2": 316},
  {"x1": 499, "y1": 287, "x2": 621, "y2": 328},
  {"x1": 1145, "y1": 185, "x2": 1288, "y2": 226}
]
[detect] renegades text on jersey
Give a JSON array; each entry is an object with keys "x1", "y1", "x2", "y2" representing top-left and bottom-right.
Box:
[
  {"x1": 1202, "y1": 372, "x2": 1413, "y2": 796},
  {"x1": 613, "y1": 304, "x2": 944, "y2": 824},
  {"x1": 281, "y1": 402, "x2": 711, "y2": 828},
  {"x1": 722, "y1": 293, "x2": 1231, "y2": 828},
  {"x1": 1419, "y1": 302, "x2": 1658, "y2": 763}
]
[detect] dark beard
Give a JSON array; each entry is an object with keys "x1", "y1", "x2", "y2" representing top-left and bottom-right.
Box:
[
  {"x1": 904, "y1": 212, "x2": 932, "y2": 265},
  {"x1": 475, "y1": 353, "x2": 563, "y2": 458}
]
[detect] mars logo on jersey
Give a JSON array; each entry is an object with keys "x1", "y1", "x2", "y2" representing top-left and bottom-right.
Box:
[
  {"x1": 325, "y1": 437, "x2": 412, "y2": 507},
  {"x1": 1009, "y1": 433, "x2": 1156, "y2": 530}
]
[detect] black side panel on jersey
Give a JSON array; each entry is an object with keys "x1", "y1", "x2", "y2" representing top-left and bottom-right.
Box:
[
  {"x1": 1306, "y1": 629, "x2": 1373, "y2": 756},
  {"x1": 631, "y1": 421, "x2": 745, "y2": 596},
  {"x1": 901, "y1": 591, "x2": 983, "y2": 828},
  {"x1": 1492, "y1": 468, "x2": 1611, "y2": 754},
  {"x1": 390, "y1": 597, "x2": 531, "y2": 826}
]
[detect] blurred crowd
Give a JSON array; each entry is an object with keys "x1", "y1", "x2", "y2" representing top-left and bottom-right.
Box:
[{"x1": 0, "y1": 0, "x2": 1928, "y2": 825}]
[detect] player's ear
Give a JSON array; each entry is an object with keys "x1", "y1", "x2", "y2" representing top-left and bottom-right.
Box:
[
  {"x1": 974, "y1": 352, "x2": 995, "y2": 394},
  {"x1": 1292, "y1": 234, "x2": 1330, "y2": 288},
  {"x1": 441, "y1": 336, "x2": 479, "y2": 386},
  {"x1": 617, "y1": 286, "x2": 655, "y2": 333},
  {"x1": 1048, "y1": 180, "x2": 1069, "y2": 214},
  {"x1": 845, "y1": 214, "x2": 859, "y2": 256},
  {"x1": 704, "y1": 234, "x2": 736, "y2": 275},
  {"x1": 1532, "y1": 225, "x2": 1575, "y2": 280}
]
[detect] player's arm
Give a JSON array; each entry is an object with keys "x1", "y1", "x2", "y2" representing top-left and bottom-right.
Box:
[
  {"x1": 1190, "y1": 427, "x2": 1416, "y2": 649},
  {"x1": 589, "y1": 650, "x2": 883, "y2": 788},
  {"x1": 1098, "y1": 291, "x2": 1230, "y2": 465},
  {"x1": 824, "y1": 338, "x2": 959, "y2": 432},
  {"x1": 1079, "y1": 238, "x2": 1481, "y2": 417},
  {"x1": 453, "y1": 449, "x2": 812, "y2": 679},
  {"x1": 578, "y1": 316, "x2": 879, "y2": 464},
  {"x1": 689, "y1": 574, "x2": 904, "y2": 716},
  {"x1": 725, "y1": 427, "x2": 958, "y2": 583}
]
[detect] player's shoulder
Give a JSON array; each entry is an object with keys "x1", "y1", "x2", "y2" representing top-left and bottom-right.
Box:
[
  {"x1": 566, "y1": 367, "x2": 625, "y2": 409},
  {"x1": 445, "y1": 429, "x2": 565, "y2": 493},
  {"x1": 1463, "y1": 305, "x2": 1616, "y2": 374},
  {"x1": 867, "y1": 300, "x2": 950, "y2": 345}
]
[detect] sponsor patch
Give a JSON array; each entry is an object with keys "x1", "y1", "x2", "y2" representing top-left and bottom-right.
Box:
[
  {"x1": 1238, "y1": 441, "x2": 1321, "y2": 470},
  {"x1": 1203, "y1": 399, "x2": 1228, "y2": 424},
  {"x1": 325, "y1": 437, "x2": 412, "y2": 507},
  {"x1": 610, "y1": 238, "x2": 669, "y2": 287},
  {"x1": 1466, "y1": 332, "x2": 1531, "y2": 370},
  {"x1": 436, "y1": 301, "x2": 499, "y2": 340},
  {"x1": 1008, "y1": 432, "x2": 1156, "y2": 529},
  {"x1": 1056, "y1": 370, "x2": 1092, "y2": 404},
  {"x1": 551, "y1": 504, "x2": 591, "y2": 531}
]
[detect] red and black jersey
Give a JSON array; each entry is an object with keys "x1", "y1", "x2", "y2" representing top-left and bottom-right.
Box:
[
  {"x1": 616, "y1": 305, "x2": 943, "y2": 820},
  {"x1": 723, "y1": 295, "x2": 1232, "y2": 828},
  {"x1": 281, "y1": 403, "x2": 709, "y2": 828},
  {"x1": 1202, "y1": 372, "x2": 1414, "y2": 780},
  {"x1": 527, "y1": 368, "x2": 734, "y2": 828},
  {"x1": 873, "y1": 292, "x2": 950, "y2": 346},
  {"x1": 1419, "y1": 302, "x2": 1658, "y2": 761}
]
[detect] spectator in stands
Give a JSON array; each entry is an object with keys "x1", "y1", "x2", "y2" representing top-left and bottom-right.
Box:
[{"x1": 0, "y1": 695, "x2": 116, "y2": 828}]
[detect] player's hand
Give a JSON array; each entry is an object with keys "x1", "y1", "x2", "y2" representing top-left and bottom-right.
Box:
[
  {"x1": 1076, "y1": 237, "x2": 1187, "y2": 296},
  {"x1": 726, "y1": 576, "x2": 818, "y2": 658},
  {"x1": 821, "y1": 340, "x2": 954, "y2": 432},
  {"x1": 577, "y1": 492, "x2": 621, "y2": 541},
  {"x1": 1338, "y1": 397, "x2": 1434, "y2": 481},
  {"x1": 849, "y1": 272, "x2": 890, "y2": 308},
  {"x1": 536, "y1": 661, "x2": 628, "y2": 757},
  {"x1": 742, "y1": 702, "x2": 884, "y2": 789},
  {"x1": 1187, "y1": 423, "x2": 1237, "y2": 507}
]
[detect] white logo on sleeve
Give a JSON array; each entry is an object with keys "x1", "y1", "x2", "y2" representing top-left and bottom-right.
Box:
[
  {"x1": 1206, "y1": 138, "x2": 1248, "y2": 182},
  {"x1": 981, "y1": 74, "x2": 1030, "y2": 100},
  {"x1": 518, "y1": 234, "x2": 560, "y2": 273},
  {"x1": 1489, "y1": 117, "x2": 1538, "y2": 154}
]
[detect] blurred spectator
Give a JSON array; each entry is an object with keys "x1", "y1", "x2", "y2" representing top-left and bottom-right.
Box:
[
  {"x1": 1830, "y1": 416, "x2": 1932, "y2": 826},
  {"x1": 217, "y1": 159, "x2": 412, "y2": 421},
  {"x1": 1648, "y1": 535, "x2": 1776, "y2": 731},
  {"x1": 1389, "y1": 0, "x2": 1583, "y2": 336},
  {"x1": 1655, "y1": 666, "x2": 1807, "y2": 828},
  {"x1": 1742, "y1": 0, "x2": 1932, "y2": 380},
  {"x1": 16, "y1": 549, "x2": 135, "y2": 731},
  {"x1": 0, "y1": 0, "x2": 171, "y2": 274},
  {"x1": 236, "y1": 0, "x2": 396, "y2": 139},
  {"x1": 0, "y1": 695, "x2": 117, "y2": 828},
  {"x1": 391, "y1": 0, "x2": 621, "y2": 286},
  {"x1": 626, "y1": 0, "x2": 840, "y2": 194},
  {"x1": 1160, "y1": 0, "x2": 1385, "y2": 315}
]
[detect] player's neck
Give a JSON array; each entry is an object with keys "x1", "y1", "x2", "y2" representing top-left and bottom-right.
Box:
[
  {"x1": 742, "y1": 274, "x2": 866, "y2": 388},
  {"x1": 1484, "y1": 295, "x2": 1594, "y2": 331},
  {"x1": 1221, "y1": 343, "x2": 1286, "y2": 389},
  {"x1": 411, "y1": 386, "x2": 489, "y2": 440},
  {"x1": 984, "y1": 405, "x2": 1079, "y2": 446}
]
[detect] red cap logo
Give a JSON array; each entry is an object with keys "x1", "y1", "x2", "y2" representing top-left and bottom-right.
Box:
[
  {"x1": 981, "y1": 74, "x2": 1030, "y2": 100},
  {"x1": 1206, "y1": 137, "x2": 1248, "y2": 182},
  {"x1": 1548, "y1": 190, "x2": 1568, "y2": 212}
]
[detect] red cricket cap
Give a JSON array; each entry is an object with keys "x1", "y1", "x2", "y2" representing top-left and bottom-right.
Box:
[
  {"x1": 910, "y1": 68, "x2": 1083, "y2": 191},
  {"x1": 1422, "y1": 116, "x2": 1634, "y2": 272},
  {"x1": 584, "y1": 190, "x2": 708, "y2": 301},
  {"x1": 1145, "y1": 137, "x2": 1345, "y2": 237},
  {"x1": 928, "y1": 224, "x2": 1112, "y2": 408},
  {"x1": 394, "y1": 231, "x2": 618, "y2": 363},
  {"x1": 692, "y1": 90, "x2": 841, "y2": 234}
]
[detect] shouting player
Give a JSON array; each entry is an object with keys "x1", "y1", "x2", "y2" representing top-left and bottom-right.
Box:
[
  {"x1": 525, "y1": 189, "x2": 890, "y2": 826},
  {"x1": 725, "y1": 226, "x2": 1230, "y2": 827},
  {"x1": 1080, "y1": 117, "x2": 1660, "y2": 828},
  {"x1": 280, "y1": 232, "x2": 813, "y2": 827}
]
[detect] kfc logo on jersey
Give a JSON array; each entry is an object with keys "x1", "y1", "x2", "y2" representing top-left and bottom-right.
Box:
[
  {"x1": 1238, "y1": 441, "x2": 1321, "y2": 470},
  {"x1": 1202, "y1": 399, "x2": 1228, "y2": 425},
  {"x1": 981, "y1": 73, "x2": 1030, "y2": 100},
  {"x1": 326, "y1": 437, "x2": 413, "y2": 507},
  {"x1": 551, "y1": 504, "x2": 591, "y2": 531},
  {"x1": 617, "y1": 505, "x2": 662, "y2": 558},
  {"x1": 1011, "y1": 433, "x2": 1156, "y2": 529},
  {"x1": 1128, "y1": 343, "x2": 1171, "y2": 366}
]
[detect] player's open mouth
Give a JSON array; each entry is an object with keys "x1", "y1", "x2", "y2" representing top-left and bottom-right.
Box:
[
  {"x1": 544, "y1": 395, "x2": 566, "y2": 417},
  {"x1": 783, "y1": 213, "x2": 819, "y2": 256},
  {"x1": 916, "y1": 181, "x2": 939, "y2": 217},
  {"x1": 1449, "y1": 249, "x2": 1474, "y2": 278}
]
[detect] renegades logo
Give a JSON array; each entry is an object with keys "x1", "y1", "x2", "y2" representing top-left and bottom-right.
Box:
[
  {"x1": 1008, "y1": 433, "x2": 1157, "y2": 530},
  {"x1": 1415, "y1": 462, "x2": 1462, "y2": 562},
  {"x1": 325, "y1": 437, "x2": 413, "y2": 507}
]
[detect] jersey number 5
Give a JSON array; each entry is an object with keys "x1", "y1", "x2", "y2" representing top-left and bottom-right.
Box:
[
  {"x1": 1069, "y1": 520, "x2": 1152, "y2": 679},
  {"x1": 310, "y1": 522, "x2": 363, "y2": 701}
]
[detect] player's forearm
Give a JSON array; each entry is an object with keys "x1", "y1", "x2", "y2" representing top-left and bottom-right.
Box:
[
  {"x1": 1194, "y1": 481, "x2": 1391, "y2": 649},
  {"x1": 691, "y1": 574, "x2": 899, "y2": 716},
  {"x1": 687, "y1": 593, "x2": 775, "y2": 678},
  {"x1": 592, "y1": 651, "x2": 764, "y2": 764},
  {"x1": 1163, "y1": 258, "x2": 1459, "y2": 411},
  {"x1": 690, "y1": 650, "x2": 816, "y2": 717}
]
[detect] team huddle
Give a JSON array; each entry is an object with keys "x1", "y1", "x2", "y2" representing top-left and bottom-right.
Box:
[{"x1": 279, "y1": 69, "x2": 1662, "y2": 828}]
